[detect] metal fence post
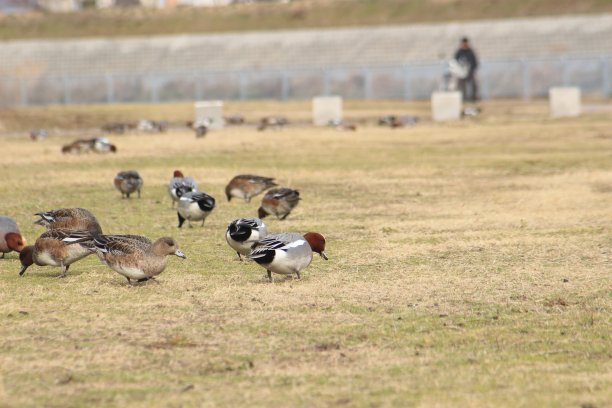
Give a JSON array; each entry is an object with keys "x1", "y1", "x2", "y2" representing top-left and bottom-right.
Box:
[
  {"x1": 105, "y1": 74, "x2": 114, "y2": 104},
  {"x1": 601, "y1": 57, "x2": 610, "y2": 98},
  {"x1": 323, "y1": 69, "x2": 331, "y2": 95},
  {"x1": 561, "y1": 57, "x2": 570, "y2": 86},
  {"x1": 19, "y1": 78, "x2": 28, "y2": 106},
  {"x1": 194, "y1": 73, "x2": 203, "y2": 100},
  {"x1": 150, "y1": 75, "x2": 159, "y2": 103},
  {"x1": 239, "y1": 72, "x2": 248, "y2": 100},
  {"x1": 362, "y1": 67, "x2": 372, "y2": 99},
  {"x1": 521, "y1": 59, "x2": 531, "y2": 100},
  {"x1": 281, "y1": 71, "x2": 289, "y2": 100},
  {"x1": 62, "y1": 76, "x2": 71, "y2": 104},
  {"x1": 480, "y1": 63, "x2": 489, "y2": 100},
  {"x1": 403, "y1": 66, "x2": 411, "y2": 100}
]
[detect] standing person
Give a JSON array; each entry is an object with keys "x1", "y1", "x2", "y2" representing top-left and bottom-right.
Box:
[{"x1": 454, "y1": 37, "x2": 479, "y2": 102}]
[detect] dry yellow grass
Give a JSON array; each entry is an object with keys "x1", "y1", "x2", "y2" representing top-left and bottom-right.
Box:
[
  {"x1": 1, "y1": 0, "x2": 611, "y2": 40},
  {"x1": 0, "y1": 100, "x2": 610, "y2": 407}
]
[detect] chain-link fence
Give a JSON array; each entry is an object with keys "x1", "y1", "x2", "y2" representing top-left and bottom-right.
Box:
[{"x1": 1, "y1": 55, "x2": 610, "y2": 106}]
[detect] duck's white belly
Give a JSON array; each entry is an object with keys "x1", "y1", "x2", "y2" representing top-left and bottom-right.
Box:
[
  {"x1": 226, "y1": 232, "x2": 249, "y2": 255},
  {"x1": 111, "y1": 264, "x2": 148, "y2": 280},
  {"x1": 65, "y1": 245, "x2": 92, "y2": 264},
  {"x1": 36, "y1": 251, "x2": 61, "y2": 267},
  {"x1": 230, "y1": 188, "x2": 246, "y2": 199},
  {"x1": 226, "y1": 229, "x2": 265, "y2": 255},
  {"x1": 178, "y1": 201, "x2": 208, "y2": 221},
  {"x1": 268, "y1": 250, "x2": 312, "y2": 275}
]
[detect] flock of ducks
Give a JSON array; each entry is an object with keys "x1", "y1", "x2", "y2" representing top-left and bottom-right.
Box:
[
  {"x1": 62, "y1": 137, "x2": 117, "y2": 154},
  {"x1": 0, "y1": 171, "x2": 327, "y2": 284}
]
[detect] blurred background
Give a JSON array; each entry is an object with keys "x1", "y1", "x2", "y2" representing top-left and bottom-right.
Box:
[{"x1": 0, "y1": 0, "x2": 611, "y2": 106}]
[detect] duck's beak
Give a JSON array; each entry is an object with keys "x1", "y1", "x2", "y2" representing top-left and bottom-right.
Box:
[
  {"x1": 175, "y1": 249, "x2": 186, "y2": 259},
  {"x1": 320, "y1": 251, "x2": 328, "y2": 260}
]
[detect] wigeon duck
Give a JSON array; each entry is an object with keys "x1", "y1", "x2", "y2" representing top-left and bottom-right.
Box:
[
  {"x1": 18, "y1": 229, "x2": 94, "y2": 277},
  {"x1": 30, "y1": 128, "x2": 48, "y2": 141},
  {"x1": 168, "y1": 170, "x2": 199, "y2": 207},
  {"x1": 258, "y1": 188, "x2": 300, "y2": 220},
  {"x1": 102, "y1": 122, "x2": 135, "y2": 134},
  {"x1": 327, "y1": 119, "x2": 357, "y2": 131},
  {"x1": 225, "y1": 174, "x2": 277, "y2": 203},
  {"x1": 195, "y1": 124, "x2": 208, "y2": 138},
  {"x1": 34, "y1": 208, "x2": 103, "y2": 234},
  {"x1": 92, "y1": 137, "x2": 117, "y2": 153},
  {"x1": 114, "y1": 170, "x2": 143, "y2": 199},
  {"x1": 248, "y1": 232, "x2": 327, "y2": 281},
  {"x1": 90, "y1": 234, "x2": 186, "y2": 284},
  {"x1": 225, "y1": 217, "x2": 268, "y2": 260},
  {"x1": 378, "y1": 115, "x2": 418, "y2": 128},
  {"x1": 0, "y1": 216, "x2": 27, "y2": 258},
  {"x1": 193, "y1": 119, "x2": 211, "y2": 138},
  {"x1": 177, "y1": 191, "x2": 216, "y2": 228},
  {"x1": 61, "y1": 139, "x2": 92, "y2": 154},
  {"x1": 257, "y1": 116, "x2": 288, "y2": 131},
  {"x1": 61, "y1": 138, "x2": 117, "y2": 155},
  {"x1": 137, "y1": 119, "x2": 168, "y2": 133},
  {"x1": 225, "y1": 115, "x2": 245, "y2": 125}
]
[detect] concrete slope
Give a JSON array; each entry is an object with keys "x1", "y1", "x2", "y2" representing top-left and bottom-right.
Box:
[{"x1": 1, "y1": 14, "x2": 612, "y2": 77}]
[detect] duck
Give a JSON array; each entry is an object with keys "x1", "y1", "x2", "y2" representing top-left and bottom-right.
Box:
[
  {"x1": 0, "y1": 216, "x2": 27, "y2": 258},
  {"x1": 257, "y1": 116, "x2": 288, "y2": 131},
  {"x1": 225, "y1": 115, "x2": 245, "y2": 125},
  {"x1": 60, "y1": 138, "x2": 117, "y2": 155},
  {"x1": 92, "y1": 137, "x2": 117, "y2": 153},
  {"x1": 114, "y1": 170, "x2": 143, "y2": 199},
  {"x1": 34, "y1": 208, "x2": 103, "y2": 234},
  {"x1": 61, "y1": 139, "x2": 92, "y2": 154},
  {"x1": 193, "y1": 119, "x2": 211, "y2": 138},
  {"x1": 137, "y1": 119, "x2": 168, "y2": 133},
  {"x1": 177, "y1": 191, "x2": 216, "y2": 228},
  {"x1": 248, "y1": 232, "x2": 327, "y2": 281},
  {"x1": 18, "y1": 229, "x2": 94, "y2": 277},
  {"x1": 225, "y1": 217, "x2": 268, "y2": 260},
  {"x1": 258, "y1": 188, "x2": 300, "y2": 220},
  {"x1": 225, "y1": 174, "x2": 277, "y2": 203},
  {"x1": 30, "y1": 128, "x2": 48, "y2": 141},
  {"x1": 168, "y1": 170, "x2": 199, "y2": 207},
  {"x1": 90, "y1": 234, "x2": 186, "y2": 284}
]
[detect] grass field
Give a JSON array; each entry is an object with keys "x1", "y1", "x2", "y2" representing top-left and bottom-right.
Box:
[
  {"x1": 1, "y1": 0, "x2": 611, "y2": 40},
  {"x1": 0, "y1": 100, "x2": 611, "y2": 407}
]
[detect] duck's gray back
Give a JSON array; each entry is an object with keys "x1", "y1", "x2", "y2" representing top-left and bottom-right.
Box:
[{"x1": 0, "y1": 216, "x2": 19, "y2": 232}]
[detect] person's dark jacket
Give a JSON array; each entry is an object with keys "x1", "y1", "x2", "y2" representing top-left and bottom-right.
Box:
[{"x1": 454, "y1": 48, "x2": 478, "y2": 76}]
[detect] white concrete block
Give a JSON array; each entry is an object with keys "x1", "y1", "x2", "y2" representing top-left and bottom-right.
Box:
[
  {"x1": 312, "y1": 96, "x2": 343, "y2": 126},
  {"x1": 549, "y1": 87, "x2": 581, "y2": 118},
  {"x1": 195, "y1": 100, "x2": 224, "y2": 129},
  {"x1": 431, "y1": 91, "x2": 462, "y2": 122}
]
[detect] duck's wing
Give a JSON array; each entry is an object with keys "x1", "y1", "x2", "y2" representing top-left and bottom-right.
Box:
[
  {"x1": 169, "y1": 177, "x2": 198, "y2": 192},
  {"x1": 237, "y1": 217, "x2": 264, "y2": 229},
  {"x1": 42, "y1": 229, "x2": 83, "y2": 241},
  {"x1": 240, "y1": 174, "x2": 275, "y2": 183},
  {"x1": 248, "y1": 236, "x2": 286, "y2": 261},
  {"x1": 269, "y1": 188, "x2": 300, "y2": 205},
  {"x1": 35, "y1": 208, "x2": 96, "y2": 224},
  {"x1": 189, "y1": 192, "x2": 216, "y2": 212},
  {"x1": 248, "y1": 233, "x2": 303, "y2": 259},
  {"x1": 116, "y1": 170, "x2": 141, "y2": 180},
  {"x1": 228, "y1": 217, "x2": 265, "y2": 241},
  {"x1": 93, "y1": 234, "x2": 152, "y2": 255},
  {"x1": 183, "y1": 176, "x2": 199, "y2": 190}
]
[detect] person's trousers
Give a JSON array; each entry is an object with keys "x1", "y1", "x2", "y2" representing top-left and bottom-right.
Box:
[{"x1": 458, "y1": 74, "x2": 479, "y2": 102}]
